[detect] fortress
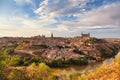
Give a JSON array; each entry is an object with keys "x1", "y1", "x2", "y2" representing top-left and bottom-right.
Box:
[{"x1": 81, "y1": 33, "x2": 90, "y2": 38}]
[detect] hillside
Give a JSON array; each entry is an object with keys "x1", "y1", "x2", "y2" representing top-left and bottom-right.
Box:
[
  {"x1": 0, "y1": 36, "x2": 119, "y2": 67},
  {"x1": 0, "y1": 36, "x2": 120, "y2": 80},
  {"x1": 78, "y1": 52, "x2": 120, "y2": 80},
  {"x1": 13, "y1": 36, "x2": 120, "y2": 67}
]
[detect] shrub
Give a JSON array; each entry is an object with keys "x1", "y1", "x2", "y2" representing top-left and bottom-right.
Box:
[
  {"x1": 27, "y1": 63, "x2": 51, "y2": 80},
  {"x1": 10, "y1": 56, "x2": 24, "y2": 67},
  {"x1": 8, "y1": 69, "x2": 26, "y2": 80},
  {"x1": 69, "y1": 57, "x2": 88, "y2": 65},
  {"x1": 48, "y1": 59, "x2": 65, "y2": 67},
  {"x1": 73, "y1": 49, "x2": 84, "y2": 55},
  {"x1": 32, "y1": 44, "x2": 48, "y2": 49}
]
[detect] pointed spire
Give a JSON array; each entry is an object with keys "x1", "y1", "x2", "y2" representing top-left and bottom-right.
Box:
[{"x1": 51, "y1": 33, "x2": 53, "y2": 38}]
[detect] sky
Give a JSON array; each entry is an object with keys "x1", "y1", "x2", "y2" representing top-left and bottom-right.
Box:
[{"x1": 0, "y1": 0, "x2": 120, "y2": 38}]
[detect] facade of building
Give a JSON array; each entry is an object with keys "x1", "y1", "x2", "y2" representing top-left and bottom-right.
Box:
[{"x1": 81, "y1": 33, "x2": 90, "y2": 38}]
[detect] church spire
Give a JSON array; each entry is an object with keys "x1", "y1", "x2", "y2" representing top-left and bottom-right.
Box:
[{"x1": 51, "y1": 33, "x2": 53, "y2": 38}]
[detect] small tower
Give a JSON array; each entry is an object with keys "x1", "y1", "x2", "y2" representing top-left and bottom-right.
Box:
[{"x1": 51, "y1": 33, "x2": 53, "y2": 38}]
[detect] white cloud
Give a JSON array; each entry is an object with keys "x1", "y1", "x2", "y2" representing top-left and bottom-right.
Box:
[
  {"x1": 55, "y1": 2, "x2": 120, "y2": 30},
  {"x1": 55, "y1": 25, "x2": 69, "y2": 32},
  {"x1": 14, "y1": 0, "x2": 32, "y2": 5},
  {"x1": 77, "y1": 2, "x2": 120, "y2": 27},
  {"x1": 34, "y1": 1, "x2": 120, "y2": 37},
  {"x1": 35, "y1": 0, "x2": 120, "y2": 26},
  {"x1": 0, "y1": 15, "x2": 53, "y2": 37},
  {"x1": 34, "y1": 0, "x2": 89, "y2": 18},
  {"x1": 0, "y1": 0, "x2": 120, "y2": 37}
]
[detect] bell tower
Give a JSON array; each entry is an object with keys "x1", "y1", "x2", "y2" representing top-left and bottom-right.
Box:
[{"x1": 51, "y1": 33, "x2": 53, "y2": 38}]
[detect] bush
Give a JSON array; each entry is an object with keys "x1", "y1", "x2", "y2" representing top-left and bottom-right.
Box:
[
  {"x1": 30, "y1": 57, "x2": 44, "y2": 64},
  {"x1": 48, "y1": 59, "x2": 65, "y2": 67},
  {"x1": 56, "y1": 45, "x2": 64, "y2": 49},
  {"x1": 69, "y1": 57, "x2": 88, "y2": 65},
  {"x1": 86, "y1": 56, "x2": 96, "y2": 60},
  {"x1": 100, "y1": 49, "x2": 113, "y2": 58},
  {"x1": 8, "y1": 69, "x2": 26, "y2": 80},
  {"x1": 73, "y1": 49, "x2": 84, "y2": 55},
  {"x1": 10, "y1": 56, "x2": 24, "y2": 67},
  {"x1": 27, "y1": 63, "x2": 51, "y2": 80},
  {"x1": 32, "y1": 44, "x2": 48, "y2": 49}
]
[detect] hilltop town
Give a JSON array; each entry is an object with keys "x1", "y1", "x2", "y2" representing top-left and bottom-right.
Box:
[{"x1": 0, "y1": 33, "x2": 120, "y2": 67}]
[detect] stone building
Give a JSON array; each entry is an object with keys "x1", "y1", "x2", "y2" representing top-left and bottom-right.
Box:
[
  {"x1": 81, "y1": 33, "x2": 90, "y2": 38},
  {"x1": 51, "y1": 33, "x2": 53, "y2": 38}
]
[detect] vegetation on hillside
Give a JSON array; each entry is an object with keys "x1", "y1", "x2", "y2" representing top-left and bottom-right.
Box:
[
  {"x1": 0, "y1": 37, "x2": 120, "y2": 80},
  {"x1": 0, "y1": 45, "x2": 120, "y2": 80},
  {"x1": 78, "y1": 54, "x2": 120, "y2": 80}
]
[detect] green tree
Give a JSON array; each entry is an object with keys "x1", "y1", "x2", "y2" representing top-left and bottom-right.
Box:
[
  {"x1": 27, "y1": 63, "x2": 51, "y2": 80},
  {"x1": 27, "y1": 63, "x2": 39, "y2": 80},
  {"x1": 69, "y1": 57, "x2": 88, "y2": 65},
  {"x1": 73, "y1": 49, "x2": 84, "y2": 55},
  {"x1": 10, "y1": 55, "x2": 24, "y2": 66},
  {"x1": 38, "y1": 63, "x2": 51, "y2": 80},
  {"x1": 0, "y1": 60, "x2": 7, "y2": 80},
  {"x1": 48, "y1": 59, "x2": 64, "y2": 67},
  {"x1": 8, "y1": 68, "x2": 26, "y2": 80},
  {"x1": 0, "y1": 48, "x2": 11, "y2": 80}
]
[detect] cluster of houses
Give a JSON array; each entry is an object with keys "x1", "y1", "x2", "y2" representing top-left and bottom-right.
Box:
[
  {"x1": 13, "y1": 33, "x2": 103, "y2": 62},
  {"x1": 1, "y1": 33, "x2": 116, "y2": 62}
]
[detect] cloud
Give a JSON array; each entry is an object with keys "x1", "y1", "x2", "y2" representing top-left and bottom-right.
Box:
[
  {"x1": 0, "y1": 0, "x2": 120, "y2": 37},
  {"x1": 34, "y1": 0, "x2": 89, "y2": 18},
  {"x1": 77, "y1": 2, "x2": 120, "y2": 27},
  {"x1": 0, "y1": 15, "x2": 52, "y2": 37},
  {"x1": 34, "y1": 0, "x2": 120, "y2": 31},
  {"x1": 13, "y1": 0, "x2": 32, "y2": 5},
  {"x1": 62, "y1": 2, "x2": 120, "y2": 28}
]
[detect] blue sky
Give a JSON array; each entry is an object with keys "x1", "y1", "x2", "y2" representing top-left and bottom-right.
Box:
[{"x1": 0, "y1": 0, "x2": 120, "y2": 38}]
